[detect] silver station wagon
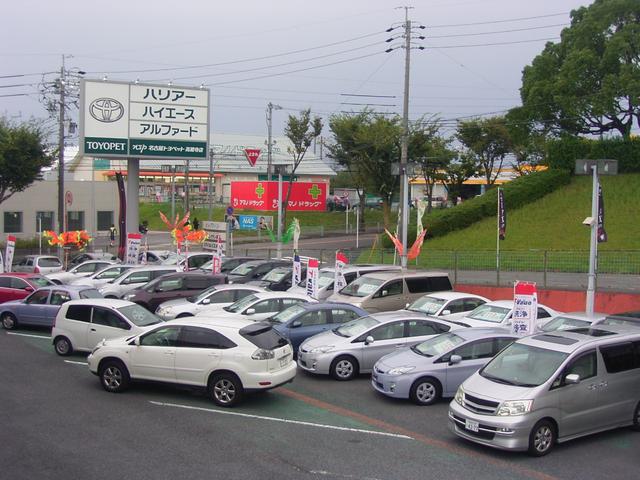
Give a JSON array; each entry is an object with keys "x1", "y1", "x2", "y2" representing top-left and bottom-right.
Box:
[{"x1": 449, "y1": 325, "x2": 640, "y2": 456}]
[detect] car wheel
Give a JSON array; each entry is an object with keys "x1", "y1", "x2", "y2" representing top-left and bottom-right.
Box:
[
  {"x1": 99, "y1": 360, "x2": 130, "y2": 393},
  {"x1": 209, "y1": 373, "x2": 243, "y2": 407},
  {"x1": 528, "y1": 420, "x2": 556, "y2": 457},
  {"x1": 1, "y1": 313, "x2": 17, "y2": 330},
  {"x1": 330, "y1": 355, "x2": 358, "y2": 381},
  {"x1": 53, "y1": 336, "x2": 73, "y2": 356},
  {"x1": 632, "y1": 401, "x2": 640, "y2": 432},
  {"x1": 409, "y1": 377, "x2": 441, "y2": 406}
]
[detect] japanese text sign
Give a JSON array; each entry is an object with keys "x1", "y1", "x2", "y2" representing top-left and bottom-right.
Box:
[
  {"x1": 230, "y1": 181, "x2": 327, "y2": 212},
  {"x1": 511, "y1": 281, "x2": 538, "y2": 336}
]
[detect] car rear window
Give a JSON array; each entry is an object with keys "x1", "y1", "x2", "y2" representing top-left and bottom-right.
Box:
[
  {"x1": 117, "y1": 304, "x2": 162, "y2": 327},
  {"x1": 239, "y1": 323, "x2": 288, "y2": 350},
  {"x1": 405, "y1": 276, "x2": 452, "y2": 294},
  {"x1": 39, "y1": 257, "x2": 62, "y2": 267},
  {"x1": 66, "y1": 305, "x2": 92, "y2": 322}
]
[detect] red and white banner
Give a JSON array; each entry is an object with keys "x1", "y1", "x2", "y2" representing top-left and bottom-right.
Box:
[
  {"x1": 243, "y1": 148, "x2": 262, "y2": 167},
  {"x1": 292, "y1": 254, "x2": 302, "y2": 286},
  {"x1": 126, "y1": 233, "x2": 143, "y2": 265},
  {"x1": 4, "y1": 235, "x2": 16, "y2": 272},
  {"x1": 230, "y1": 181, "x2": 327, "y2": 211},
  {"x1": 512, "y1": 281, "x2": 538, "y2": 336},
  {"x1": 334, "y1": 251, "x2": 349, "y2": 292},
  {"x1": 306, "y1": 258, "x2": 319, "y2": 299},
  {"x1": 211, "y1": 234, "x2": 223, "y2": 274}
]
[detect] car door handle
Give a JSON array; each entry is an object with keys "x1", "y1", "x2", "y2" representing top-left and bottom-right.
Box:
[
  {"x1": 90, "y1": 328, "x2": 96, "y2": 332},
  {"x1": 598, "y1": 381, "x2": 608, "y2": 388},
  {"x1": 164, "y1": 351, "x2": 175, "y2": 355}
]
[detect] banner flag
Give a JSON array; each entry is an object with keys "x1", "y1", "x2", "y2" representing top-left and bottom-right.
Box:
[
  {"x1": 212, "y1": 234, "x2": 223, "y2": 274},
  {"x1": 384, "y1": 229, "x2": 404, "y2": 255},
  {"x1": 306, "y1": 258, "x2": 319, "y2": 299},
  {"x1": 597, "y1": 181, "x2": 607, "y2": 243},
  {"x1": 511, "y1": 281, "x2": 538, "y2": 336},
  {"x1": 335, "y1": 251, "x2": 349, "y2": 292},
  {"x1": 416, "y1": 199, "x2": 427, "y2": 237},
  {"x1": 498, "y1": 188, "x2": 506, "y2": 240},
  {"x1": 292, "y1": 218, "x2": 301, "y2": 251},
  {"x1": 4, "y1": 235, "x2": 16, "y2": 272},
  {"x1": 407, "y1": 229, "x2": 427, "y2": 261},
  {"x1": 293, "y1": 254, "x2": 302, "y2": 286},
  {"x1": 125, "y1": 233, "x2": 142, "y2": 265},
  {"x1": 0, "y1": 249, "x2": 4, "y2": 274}
]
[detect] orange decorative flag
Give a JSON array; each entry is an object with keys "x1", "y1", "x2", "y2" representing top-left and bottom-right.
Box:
[
  {"x1": 384, "y1": 229, "x2": 404, "y2": 256},
  {"x1": 407, "y1": 229, "x2": 427, "y2": 261}
]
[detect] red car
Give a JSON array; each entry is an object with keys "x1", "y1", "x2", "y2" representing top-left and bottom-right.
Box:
[{"x1": 0, "y1": 273, "x2": 55, "y2": 304}]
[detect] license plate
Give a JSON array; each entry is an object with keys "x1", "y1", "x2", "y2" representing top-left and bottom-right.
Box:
[
  {"x1": 465, "y1": 419, "x2": 479, "y2": 432},
  {"x1": 279, "y1": 355, "x2": 290, "y2": 367}
]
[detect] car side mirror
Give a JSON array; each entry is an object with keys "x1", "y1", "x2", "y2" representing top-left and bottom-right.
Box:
[
  {"x1": 449, "y1": 354, "x2": 462, "y2": 365},
  {"x1": 134, "y1": 337, "x2": 141, "y2": 346},
  {"x1": 405, "y1": 303, "x2": 410, "y2": 309},
  {"x1": 201, "y1": 298, "x2": 211, "y2": 305},
  {"x1": 245, "y1": 308, "x2": 256, "y2": 315},
  {"x1": 381, "y1": 290, "x2": 388, "y2": 297},
  {"x1": 364, "y1": 335, "x2": 374, "y2": 345},
  {"x1": 565, "y1": 373, "x2": 580, "y2": 385},
  {"x1": 441, "y1": 309, "x2": 451, "y2": 316},
  {"x1": 24, "y1": 286, "x2": 34, "y2": 292},
  {"x1": 291, "y1": 320, "x2": 302, "y2": 328}
]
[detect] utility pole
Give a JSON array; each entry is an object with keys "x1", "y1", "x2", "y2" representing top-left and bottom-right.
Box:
[
  {"x1": 57, "y1": 57, "x2": 66, "y2": 233},
  {"x1": 266, "y1": 102, "x2": 282, "y2": 181},
  {"x1": 184, "y1": 159, "x2": 190, "y2": 213},
  {"x1": 208, "y1": 149, "x2": 214, "y2": 220},
  {"x1": 399, "y1": 7, "x2": 412, "y2": 269}
]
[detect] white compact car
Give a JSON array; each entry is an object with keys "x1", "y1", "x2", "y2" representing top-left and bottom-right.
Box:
[
  {"x1": 70, "y1": 265, "x2": 135, "y2": 288},
  {"x1": 87, "y1": 318, "x2": 296, "y2": 407},
  {"x1": 194, "y1": 291, "x2": 314, "y2": 324},
  {"x1": 457, "y1": 299, "x2": 559, "y2": 328},
  {"x1": 98, "y1": 265, "x2": 179, "y2": 298},
  {"x1": 51, "y1": 299, "x2": 164, "y2": 356},
  {"x1": 156, "y1": 284, "x2": 265, "y2": 320},
  {"x1": 406, "y1": 291, "x2": 489, "y2": 320},
  {"x1": 47, "y1": 260, "x2": 116, "y2": 285}
]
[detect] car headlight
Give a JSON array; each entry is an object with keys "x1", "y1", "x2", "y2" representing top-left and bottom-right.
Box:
[
  {"x1": 310, "y1": 345, "x2": 334, "y2": 354},
  {"x1": 386, "y1": 366, "x2": 415, "y2": 376},
  {"x1": 123, "y1": 293, "x2": 136, "y2": 301},
  {"x1": 454, "y1": 386, "x2": 465, "y2": 405},
  {"x1": 496, "y1": 400, "x2": 533, "y2": 416}
]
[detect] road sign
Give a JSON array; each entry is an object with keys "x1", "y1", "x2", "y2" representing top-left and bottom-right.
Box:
[
  {"x1": 202, "y1": 221, "x2": 227, "y2": 252},
  {"x1": 243, "y1": 148, "x2": 262, "y2": 167}
]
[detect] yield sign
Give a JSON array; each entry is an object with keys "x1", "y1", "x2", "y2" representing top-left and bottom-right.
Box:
[{"x1": 243, "y1": 148, "x2": 262, "y2": 167}]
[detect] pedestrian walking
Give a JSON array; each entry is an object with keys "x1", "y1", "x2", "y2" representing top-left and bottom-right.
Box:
[{"x1": 109, "y1": 224, "x2": 117, "y2": 247}]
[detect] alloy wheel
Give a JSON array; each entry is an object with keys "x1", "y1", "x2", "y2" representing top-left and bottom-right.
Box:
[
  {"x1": 416, "y1": 382, "x2": 436, "y2": 403},
  {"x1": 214, "y1": 379, "x2": 236, "y2": 404},
  {"x1": 103, "y1": 366, "x2": 122, "y2": 389},
  {"x1": 533, "y1": 425, "x2": 553, "y2": 453},
  {"x1": 335, "y1": 360, "x2": 354, "y2": 379}
]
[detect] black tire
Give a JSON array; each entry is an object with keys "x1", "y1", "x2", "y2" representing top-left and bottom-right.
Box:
[
  {"x1": 53, "y1": 336, "x2": 73, "y2": 356},
  {"x1": 208, "y1": 373, "x2": 243, "y2": 407},
  {"x1": 409, "y1": 377, "x2": 442, "y2": 406},
  {"x1": 1, "y1": 313, "x2": 17, "y2": 330},
  {"x1": 632, "y1": 401, "x2": 640, "y2": 432},
  {"x1": 528, "y1": 419, "x2": 556, "y2": 457},
  {"x1": 330, "y1": 355, "x2": 359, "y2": 381},
  {"x1": 99, "y1": 360, "x2": 130, "y2": 393}
]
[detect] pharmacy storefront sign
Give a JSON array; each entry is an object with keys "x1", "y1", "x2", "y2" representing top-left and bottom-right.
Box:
[{"x1": 80, "y1": 80, "x2": 209, "y2": 159}]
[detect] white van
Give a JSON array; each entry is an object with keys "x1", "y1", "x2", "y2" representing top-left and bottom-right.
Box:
[{"x1": 51, "y1": 299, "x2": 163, "y2": 356}]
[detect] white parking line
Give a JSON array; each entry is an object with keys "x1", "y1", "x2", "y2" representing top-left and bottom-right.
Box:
[
  {"x1": 64, "y1": 360, "x2": 88, "y2": 366},
  {"x1": 150, "y1": 400, "x2": 414, "y2": 440},
  {"x1": 6, "y1": 332, "x2": 50, "y2": 339}
]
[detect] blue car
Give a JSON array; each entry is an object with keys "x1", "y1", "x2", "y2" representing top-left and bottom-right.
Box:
[
  {"x1": 270, "y1": 302, "x2": 368, "y2": 352},
  {"x1": 0, "y1": 285, "x2": 102, "y2": 330}
]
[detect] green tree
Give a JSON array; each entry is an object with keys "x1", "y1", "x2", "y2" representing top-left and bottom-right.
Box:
[
  {"x1": 283, "y1": 109, "x2": 323, "y2": 226},
  {"x1": 520, "y1": 0, "x2": 640, "y2": 138},
  {"x1": 0, "y1": 119, "x2": 52, "y2": 205},
  {"x1": 457, "y1": 116, "x2": 511, "y2": 187},
  {"x1": 505, "y1": 106, "x2": 545, "y2": 176},
  {"x1": 443, "y1": 155, "x2": 477, "y2": 205}
]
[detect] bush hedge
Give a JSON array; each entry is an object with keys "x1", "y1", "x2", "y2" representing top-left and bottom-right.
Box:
[
  {"x1": 382, "y1": 168, "x2": 572, "y2": 246},
  {"x1": 545, "y1": 136, "x2": 640, "y2": 173}
]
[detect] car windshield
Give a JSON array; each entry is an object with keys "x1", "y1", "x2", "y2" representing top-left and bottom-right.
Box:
[
  {"x1": 541, "y1": 316, "x2": 592, "y2": 332},
  {"x1": 298, "y1": 271, "x2": 334, "y2": 288},
  {"x1": 468, "y1": 304, "x2": 511, "y2": 323},
  {"x1": 480, "y1": 342, "x2": 568, "y2": 387},
  {"x1": 339, "y1": 276, "x2": 384, "y2": 297},
  {"x1": 31, "y1": 276, "x2": 54, "y2": 287},
  {"x1": 79, "y1": 289, "x2": 102, "y2": 299},
  {"x1": 160, "y1": 252, "x2": 180, "y2": 265},
  {"x1": 262, "y1": 268, "x2": 289, "y2": 283},
  {"x1": 192, "y1": 286, "x2": 219, "y2": 303},
  {"x1": 117, "y1": 304, "x2": 162, "y2": 327},
  {"x1": 334, "y1": 315, "x2": 380, "y2": 337},
  {"x1": 409, "y1": 296, "x2": 446, "y2": 315},
  {"x1": 224, "y1": 294, "x2": 258, "y2": 313},
  {"x1": 412, "y1": 333, "x2": 465, "y2": 357},
  {"x1": 269, "y1": 304, "x2": 306, "y2": 324},
  {"x1": 230, "y1": 263, "x2": 256, "y2": 276}
]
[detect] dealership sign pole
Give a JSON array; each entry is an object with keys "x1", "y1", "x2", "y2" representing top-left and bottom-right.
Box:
[{"x1": 4, "y1": 235, "x2": 16, "y2": 273}]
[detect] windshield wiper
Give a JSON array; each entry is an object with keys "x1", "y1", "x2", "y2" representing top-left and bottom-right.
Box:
[
  {"x1": 410, "y1": 345, "x2": 432, "y2": 357},
  {"x1": 332, "y1": 328, "x2": 348, "y2": 337},
  {"x1": 222, "y1": 306, "x2": 232, "y2": 312}
]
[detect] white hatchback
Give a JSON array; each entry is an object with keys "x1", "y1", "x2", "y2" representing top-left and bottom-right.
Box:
[
  {"x1": 87, "y1": 318, "x2": 296, "y2": 407},
  {"x1": 51, "y1": 299, "x2": 164, "y2": 356}
]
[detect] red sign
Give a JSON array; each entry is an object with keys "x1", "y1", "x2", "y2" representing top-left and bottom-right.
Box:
[
  {"x1": 230, "y1": 181, "x2": 327, "y2": 211},
  {"x1": 243, "y1": 148, "x2": 262, "y2": 167}
]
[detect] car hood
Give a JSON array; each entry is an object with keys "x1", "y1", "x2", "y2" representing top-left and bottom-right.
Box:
[
  {"x1": 462, "y1": 371, "x2": 540, "y2": 402},
  {"x1": 326, "y1": 293, "x2": 362, "y2": 307},
  {"x1": 46, "y1": 271, "x2": 74, "y2": 280},
  {"x1": 158, "y1": 298, "x2": 192, "y2": 309},
  {"x1": 375, "y1": 347, "x2": 428, "y2": 370},
  {"x1": 300, "y1": 329, "x2": 343, "y2": 350},
  {"x1": 288, "y1": 285, "x2": 306, "y2": 295}
]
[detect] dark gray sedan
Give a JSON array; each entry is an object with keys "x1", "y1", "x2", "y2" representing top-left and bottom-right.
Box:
[{"x1": 0, "y1": 285, "x2": 102, "y2": 329}]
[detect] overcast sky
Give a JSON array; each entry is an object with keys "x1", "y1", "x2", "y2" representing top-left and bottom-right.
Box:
[{"x1": 2, "y1": 0, "x2": 595, "y2": 143}]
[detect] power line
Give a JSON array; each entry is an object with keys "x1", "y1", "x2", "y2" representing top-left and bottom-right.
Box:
[
  {"x1": 428, "y1": 23, "x2": 568, "y2": 38},
  {"x1": 426, "y1": 12, "x2": 569, "y2": 28},
  {"x1": 426, "y1": 36, "x2": 559, "y2": 49}
]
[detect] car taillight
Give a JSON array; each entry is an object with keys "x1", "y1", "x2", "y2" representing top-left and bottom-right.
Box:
[{"x1": 34, "y1": 266, "x2": 40, "y2": 273}]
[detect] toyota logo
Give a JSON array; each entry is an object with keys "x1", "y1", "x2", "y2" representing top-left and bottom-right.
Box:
[{"x1": 89, "y1": 98, "x2": 124, "y2": 123}]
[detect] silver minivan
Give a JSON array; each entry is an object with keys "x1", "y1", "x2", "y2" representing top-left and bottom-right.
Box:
[
  {"x1": 449, "y1": 325, "x2": 640, "y2": 456},
  {"x1": 328, "y1": 271, "x2": 452, "y2": 313}
]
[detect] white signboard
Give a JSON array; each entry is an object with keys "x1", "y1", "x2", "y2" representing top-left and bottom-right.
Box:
[
  {"x1": 80, "y1": 80, "x2": 209, "y2": 160},
  {"x1": 511, "y1": 281, "x2": 538, "y2": 336},
  {"x1": 4, "y1": 235, "x2": 16, "y2": 273},
  {"x1": 334, "y1": 251, "x2": 348, "y2": 292},
  {"x1": 126, "y1": 233, "x2": 143, "y2": 265},
  {"x1": 0, "y1": 249, "x2": 4, "y2": 274},
  {"x1": 211, "y1": 235, "x2": 224, "y2": 275},
  {"x1": 202, "y1": 221, "x2": 227, "y2": 252},
  {"x1": 306, "y1": 258, "x2": 319, "y2": 299}
]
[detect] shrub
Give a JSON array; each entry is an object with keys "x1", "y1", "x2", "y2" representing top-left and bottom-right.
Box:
[{"x1": 545, "y1": 137, "x2": 640, "y2": 173}]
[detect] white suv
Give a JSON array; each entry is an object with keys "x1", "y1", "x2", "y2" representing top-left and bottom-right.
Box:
[{"x1": 87, "y1": 318, "x2": 296, "y2": 407}]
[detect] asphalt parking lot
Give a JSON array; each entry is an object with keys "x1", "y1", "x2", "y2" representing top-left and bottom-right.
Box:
[{"x1": 2, "y1": 327, "x2": 638, "y2": 480}]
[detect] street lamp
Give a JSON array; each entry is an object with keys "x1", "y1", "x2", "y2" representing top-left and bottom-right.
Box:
[
  {"x1": 266, "y1": 103, "x2": 282, "y2": 181},
  {"x1": 273, "y1": 162, "x2": 291, "y2": 259}
]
